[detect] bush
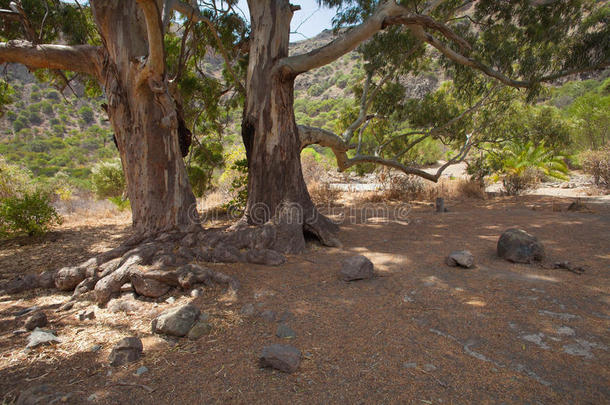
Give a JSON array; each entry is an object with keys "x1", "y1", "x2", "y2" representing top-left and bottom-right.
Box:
[
  {"x1": 309, "y1": 182, "x2": 341, "y2": 207},
  {"x1": 378, "y1": 170, "x2": 426, "y2": 200},
  {"x1": 222, "y1": 158, "x2": 248, "y2": 214},
  {"x1": 0, "y1": 191, "x2": 62, "y2": 237},
  {"x1": 582, "y1": 148, "x2": 610, "y2": 188},
  {"x1": 78, "y1": 105, "x2": 95, "y2": 124},
  {"x1": 502, "y1": 167, "x2": 542, "y2": 196},
  {"x1": 91, "y1": 159, "x2": 126, "y2": 198}
]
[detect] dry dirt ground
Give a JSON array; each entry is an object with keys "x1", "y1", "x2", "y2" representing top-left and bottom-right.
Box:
[{"x1": 0, "y1": 195, "x2": 609, "y2": 404}]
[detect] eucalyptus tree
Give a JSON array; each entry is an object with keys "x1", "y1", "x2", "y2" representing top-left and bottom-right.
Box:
[{"x1": 239, "y1": 0, "x2": 608, "y2": 253}]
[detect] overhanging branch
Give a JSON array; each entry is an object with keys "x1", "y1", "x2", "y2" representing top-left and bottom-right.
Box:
[{"x1": 0, "y1": 40, "x2": 101, "y2": 78}]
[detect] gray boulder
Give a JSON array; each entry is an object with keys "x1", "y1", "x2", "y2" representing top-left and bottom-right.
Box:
[
  {"x1": 187, "y1": 320, "x2": 212, "y2": 340},
  {"x1": 24, "y1": 312, "x2": 47, "y2": 331},
  {"x1": 131, "y1": 273, "x2": 170, "y2": 298},
  {"x1": 340, "y1": 255, "x2": 374, "y2": 281},
  {"x1": 446, "y1": 250, "x2": 475, "y2": 268},
  {"x1": 497, "y1": 228, "x2": 545, "y2": 263},
  {"x1": 26, "y1": 328, "x2": 60, "y2": 349},
  {"x1": 152, "y1": 304, "x2": 200, "y2": 337},
  {"x1": 109, "y1": 337, "x2": 143, "y2": 366},
  {"x1": 260, "y1": 344, "x2": 301, "y2": 373}
]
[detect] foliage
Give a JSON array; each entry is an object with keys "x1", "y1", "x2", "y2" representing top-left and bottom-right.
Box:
[
  {"x1": 0, "y1": 157, "x2": 32, "y2": 199},
  {"x1": 582, "y1": 148, "x2": 610, "y2": 188},
  {"x1": 91, "y1": 159, "x2": 125, "y2": 199},
  {"x1": 490, "y1": 141, "x2": 569, "y2": 195},
  {"x1": 187, "y1": 141, "x2": 224, "y2": 197},
  {"x1": 0, "y1": 190, "x2": 62, "y2": 237},
  {"x1": 222, "y1": 158, "x2": 248, "y2": 214},
  {"x1": 108, "y1": 196, "x2": 131, "y2": 212},
  {"x1": 309, "y1": 182, "x2": 341, "y2": 207}
]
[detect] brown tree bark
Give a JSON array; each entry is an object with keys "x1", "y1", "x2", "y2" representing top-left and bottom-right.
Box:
[
  {"x1": 242, "y1": 0, "x2": 340, "y2": 253},
  {"x1": 91, "y1": 0, "x2": 196, "y2": 237}
]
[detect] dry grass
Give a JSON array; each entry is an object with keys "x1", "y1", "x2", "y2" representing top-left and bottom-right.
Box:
[{"x1": 309, "y1": 182, "x2": 342, "y2": 207}]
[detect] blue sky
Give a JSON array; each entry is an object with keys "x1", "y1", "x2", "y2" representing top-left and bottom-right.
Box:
[{"x1": 235, "y1": 0, "x2": 338, "y2": 42}]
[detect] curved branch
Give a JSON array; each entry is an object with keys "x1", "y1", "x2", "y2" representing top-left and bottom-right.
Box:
[
  {"x1": 136, "y1": 0, "x2": 166, "y2": 77},
  {"x1": 0, "y1": 40, "x2": 101, "y2": 78},
  {"x1": 172, "y1": 0, "x2": 245, "y2": 93}
]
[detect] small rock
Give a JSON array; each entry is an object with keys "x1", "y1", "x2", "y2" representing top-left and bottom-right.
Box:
[
  {"x1": 55, "y1": 301, "x2": 74, "y2": 312},
  {"x1": 259, "y1": 344, "x2": 301, "y2": 373},
  {"x1": 77, "y1": 309, "x2": 96, "y2": 321},
  {"x1": 260, "y1": 310, "x2": 276, "y2": 322},
  {"x1": 152, "y1": 304, "x2": 200, "y2": 337},
  {"x1": 107, "y1": 298, "x2": 138, "y2": 313},
  {"x1": 24, "y1": 312, "x2": 48, "y2": 331},
  {"x1": 26, "y1": 328, "x2": 60, "y2": 349},
  {"x1": 190, "y1": 288, "x2": 203, "y2": 298},
  {"x1": 108, "y1": 337, "x2": 143, "y2": 366},
  {"x1": 276, "y1": 323, "x2": 296, "y2": 339},
  {"x1": 90, "y1": 344, "x2": 102, "y2": 352},
  {"x1": 340, "y1": 255, "x2": 374, "y2": 281},
  {"x1": 187, "y1": 320, "x2": 212, "y2": 340},
  {"x1": 445, "y1": 250, "x2": 474, "y2": 268},
  {"x1": 497, "y1": 228, "x2": 545, "y2": 263},
  {"x1": 131, "y1": 274, "x2": 170, "y2": 298},
  {"x1": 423, "y1": 363, "x2": 437, "y2": 372},
  {"x1": 277, "y1": 311, "x2": 294, "y2": 323},
  {"x1": 556, "y1": 326, "x2": 575, "y2": 336},
  {"x1": 240, "y1": 303, "x2": 256, "y2": 317},
  {"x1": 16, "y1": 384, "x2": 65, "y2": 405},
  {"x1": 134, "y1": 366, "x2": 149, "y2": 376},
  {"x1": 165, "y1": 297, "x2": 176, "y2": 304},
  {"x1": 15, "y1": 306, "x2": 40, "y2": 317},
  {"x1": 403, "y1": 362, "x2": 417, "y2": 369},
  {"x1": 87, "y1": 393, "x2": 99, "y2": 402}
]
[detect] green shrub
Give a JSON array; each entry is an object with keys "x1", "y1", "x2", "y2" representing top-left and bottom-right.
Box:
[
  {"x1": 91, "y1": 159, "x2": 126, "y2": 198},
  {"x1": 108, "y1": 196, "x2": 130, "y2": 211},
  {"x1": 222, "y1": 158, "x2": 248, "y2": 214},
  {"x1": 78, "y1": 105, "x2": 95, "y2": 124},
  {"x1": 0, "y1": 191, "x2": 62, "y2": 237}
]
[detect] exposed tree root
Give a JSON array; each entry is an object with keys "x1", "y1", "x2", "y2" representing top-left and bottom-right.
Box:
[{"x1": 1, "y1": 221, "x2": 326, "y2": 303}]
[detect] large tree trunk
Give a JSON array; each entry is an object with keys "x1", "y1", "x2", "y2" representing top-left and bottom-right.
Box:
[
  {"x1": 92, "y1": 0, "x2": 196, "y2": 237},
  {"x1": 242, "y1": 0, "x2": 339, "y2": 253}
]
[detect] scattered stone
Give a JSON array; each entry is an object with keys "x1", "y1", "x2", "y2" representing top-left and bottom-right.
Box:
[
  {"x1": 55, "y1": 265, "x2": 88, "y2": 291},
  {"x1": 26, "y1": 328, "x2": 60, "y2": 349},
  {"x1": 497, "y1": 228, "x2": 545, "y2": 263},
  {"x1": 403, "y1": 362, "x2": 417, "y2": 369},
  {"x1": 552, "y1": 261, "x2": 585, "y2": 275},
  {"x1": 121, "y1": 283, "x2": 134, "y2": 292},
  {"x1": 134, "y1": 366, "x2": 149, "y2": 376},
  {"x1": 165, "y1": 297, "x2": 176, "y2": 304},
  {"x1": 244, "y1": 249, "x2": 286, "y2": 266},
  {"x1": 77, "y1": 309, "x2": 96, "y2": 321},
  {"x1": 16, "y1": 384, "x2": 66, "y2": 405},
  {"x1": 260, "y1": 344, "x2": 301, "y2": 373},
  {"x1": 260, "y1": 310, "x2": 276, "y2": 322},
  {"x1": 445, "y1": 250, "x2": 474, "y2": 268},
  {"x1": 152, "y1": 304, "x2": 200, "y2": 337},
  {"x1": 15, "y1": 306, "x2": 40, "y2": 317},
  {"x1": 556, "y1": 326, "x2": 575, "y2": 336},
  {"x1": 87, "y1": 393, "x2": 99, "y2": 402},
  {"x1": 276, "y1": 323, "x2": 296, "y2": 339},
  {"x1": 107, "y1": 297, "x2": 138, "y2": 313},
  {"x1": 277, "y1": 311, "x2": 294, "y2": 323},
  {"x1": 187, "y1": 320, "x2": 212, "y2": 340},
  {"x1": 538, "y1": 310, "x2": 580, "y2": 321},
  {"x1": 240, "y1": 303, "x2": 256, "y2": 317},
  {"x1": 55, "y1": 301, "x2": 74, "y2": 312},
  {"x1": 521, "y1": 333, "x2": 550, "y2": 349},
  {"x1": 108, "y1": 337, "x2": 143, "y2": 366},
  {"x1": 340, "y1": 255, "x2": 374, "y2": 281},
  {"x1": 190, "y1": 288, "x2": 203, "y2": 298},
  {"x1": 90, "y1": 344, "x2": 102, "y2": 352},
  {"x1": 24, "y1": 312, "x2": 48, "y2": 331},
  {"x1": 131, "y1": 274, "x2": 170, "y2": 298},
  {"x1": 423, "y1": 363, "x2": 437, "y2": 372}
]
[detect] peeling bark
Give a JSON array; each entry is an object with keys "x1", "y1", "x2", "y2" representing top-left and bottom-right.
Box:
[{"x1": 242, "y1": 0, "x2": 340, "y2": 253}]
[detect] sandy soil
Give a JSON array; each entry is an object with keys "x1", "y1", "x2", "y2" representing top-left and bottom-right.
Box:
[{"x1": 0, "y1": 195, "x2": 609, "y2": 404}]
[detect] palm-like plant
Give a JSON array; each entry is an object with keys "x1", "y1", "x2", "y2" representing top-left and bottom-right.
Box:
[{"x1": 492, "y1": 141, "x2": 569, "y2": 195}]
